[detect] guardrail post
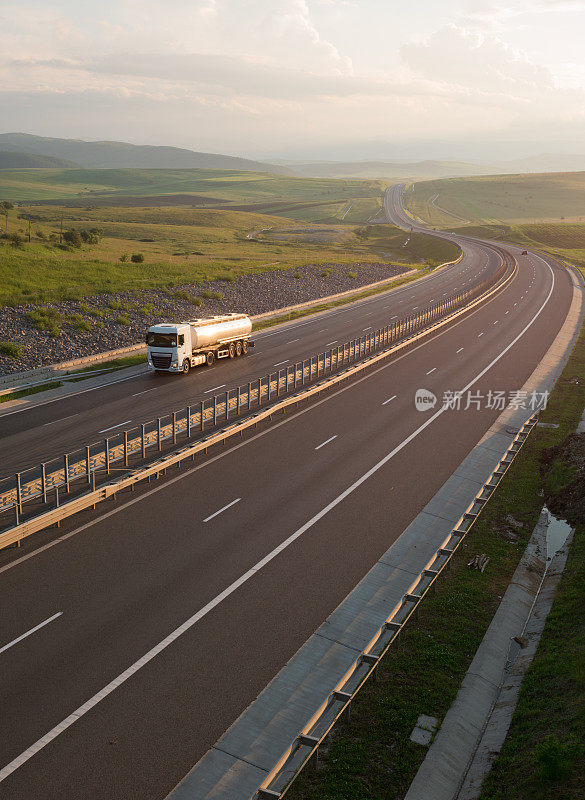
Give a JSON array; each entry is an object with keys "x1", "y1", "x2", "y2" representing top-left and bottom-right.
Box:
[
  {"x1": 187, "y1": 406, "x2": 192, "y2": 437},
  {"x1": 41, "y1": 463, "x2": 47, "y2": 504},
  {"x1": 124, "y1": 431, "x2": 129, "y2": 467},
  {"x1": 64, "y1": 453, "x2": 71, "y2": 488},
  {"x1": 213, "y1": 396, "x2": 218, "y2": 426},
  {"x1": 142, "y1": 424, "x2": 146, "y2": 459},
  {"x1": 173, "y1": 411, "x2": 177, "y2": 444},
  {"x1": 86, "y1": 446, "x2": 91, "y2": 483},
  {"x1": 55, "y1": 486, "x2": 60, "y2": 527},
  {"x1": 248, "y1": 383, "x2": 252, "y2": 410}
]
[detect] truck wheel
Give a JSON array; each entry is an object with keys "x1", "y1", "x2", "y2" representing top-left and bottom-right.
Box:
[
  {"x1": 182, "y1": 359, "x2": 190, "y2": 374},
  {"x1": 236, "y1": 340, "x2": 242, "y2": 357},
  {"x1": 242, "y1": 340, "x2": 249, "y2": 355},
  {"x1": 206, "y1": 351, "x2": 215, "y2": 366},
  {"x1": 228, "y1": 342, "x2": 236, "y2": 359}
]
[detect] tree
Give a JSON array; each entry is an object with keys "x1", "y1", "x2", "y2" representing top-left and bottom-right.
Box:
[
  {"x1": 63, "y1": 229, "x2": 82, "y2": 248},
  {"x1": 131, "y1": 253, "x2": 145, "y2": 263},
  {"x1": 0, "y1": 201, "x2": 14, "y2": 234}
]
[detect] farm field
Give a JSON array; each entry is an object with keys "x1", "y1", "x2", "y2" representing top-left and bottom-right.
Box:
[{"x1": 406, "y1": 171, "x2": 585, "y2": 226}]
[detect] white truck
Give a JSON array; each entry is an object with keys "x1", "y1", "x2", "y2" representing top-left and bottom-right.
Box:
[{"x1": 146, "y1": 313, "x2": 254, "y2": 374}]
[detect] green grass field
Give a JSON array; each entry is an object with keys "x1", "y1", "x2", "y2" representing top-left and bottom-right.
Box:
[
  {"x1": 0, "y1": 205, "x2": 458, "y2": 307},
  {"x1": 406, "y1": 172, "x2": 585, "y2": 226}
]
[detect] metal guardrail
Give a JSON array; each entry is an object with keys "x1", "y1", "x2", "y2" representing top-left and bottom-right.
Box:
[
  {"x1": 0, "y1": 256, "x2": 510, "y2": 542},
  {"x1": 253, "y1": 412, "x2": 539, "y2": 799}
]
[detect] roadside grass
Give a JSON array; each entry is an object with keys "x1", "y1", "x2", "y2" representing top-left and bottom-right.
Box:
[
  {"x1": 0, "y1": 381, "x2": 63, "y2": 403},
  {"x1": 286, "y1": 306, "x2": 585, "y2": 800},
  {"x1": 406, "y1": 172, "x2": 585, "y2": 226},
  {"x1": 0, "y1": 205, "x2": 457, "y2": 308}
]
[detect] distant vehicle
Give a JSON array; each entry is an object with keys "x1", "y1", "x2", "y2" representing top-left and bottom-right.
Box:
[
  {"x1": 146, "y1": 313, "x2": 254, "y2": 374},
  {"x1": 521, "y1": 250, "x2": 528, "y2": 255}
]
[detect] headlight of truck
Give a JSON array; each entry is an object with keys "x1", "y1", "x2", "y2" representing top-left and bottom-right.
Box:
[{"x1": 172, "y1": 362, "x2": 178, "y2": 368}]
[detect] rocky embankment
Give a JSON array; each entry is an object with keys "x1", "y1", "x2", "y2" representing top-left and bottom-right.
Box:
[{"x1": 0, "y1": 262, "x2": 410, "y2": 374}]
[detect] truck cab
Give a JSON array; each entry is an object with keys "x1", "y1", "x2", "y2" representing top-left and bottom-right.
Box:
[{"x1": 146, "y1": 324, "x2": 200, "y2": 373}]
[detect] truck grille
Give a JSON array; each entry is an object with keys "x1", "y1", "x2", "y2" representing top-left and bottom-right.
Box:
[{"x1": 151, "y1": 354, "x2": 172, "y2": 369}]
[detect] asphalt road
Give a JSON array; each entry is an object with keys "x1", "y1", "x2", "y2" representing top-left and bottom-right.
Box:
[
  {"x1": 0, "y1": 232, "x2": 500, "y2": 476},
  {"x1": 0, "y1": 188, "x2": 575, "y2": 800}
]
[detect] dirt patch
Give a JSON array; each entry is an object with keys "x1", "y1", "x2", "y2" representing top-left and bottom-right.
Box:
[{"x1": 541, "y1": 432, "x2": 585, "y2": 527}]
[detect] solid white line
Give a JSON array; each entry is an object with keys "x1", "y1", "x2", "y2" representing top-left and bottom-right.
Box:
[
  {"x1": 325, "y1": 341, "x2": 338, "y2": 347},
  {"x1": 42, "y1": 413, "x2": 79, "y2": 427},
  {"x1": 274, "y1": 360, "x2": 289, "y2": 367},
  {"x1": 0, "y1": 613, "x2": 63, "y2": 656},
  {"x1": 204, "y1": 385, "x2": 225, "y2": 394},
  {"x1": 382, "y1": 395, "x2": 397, "y2": 405},
  {"x1": 99, "y1": 419, "x2": 132, "y2": 434},
  {"x1": 203, "y1": 498, "x2": 241, "y2": 523},
  {"x1": 478, "y1": 332, "x2": 484, "y2": 337},
  {"x1": 426, "y1": 368, "x2": 437, "y2": 375},
  {"x1": 456, "y1": 347, "x2": 464, "y2": 354},
  {"x1": 0, "y1": 260, "x2": 555, "y2": 784},
  {"x1": 315, "y1": 435, "x2": 338, "y2": 450}
]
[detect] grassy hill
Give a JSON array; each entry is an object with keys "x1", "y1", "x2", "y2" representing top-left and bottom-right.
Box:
[
  {"x1": 0, "y1": 151, "x2": 80, "y2": 169},
  {"x1": 0, "y1": 204, "x2": 458, "y2": 307},
  {"x1": 0, "y1": 133, "x2": 287, "y2": 173},
  {"x1": 405, "y1": 171, "x2": 585, "y2": 226}
]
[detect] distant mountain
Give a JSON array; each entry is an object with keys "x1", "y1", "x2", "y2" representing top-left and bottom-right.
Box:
[
  {"x1": 0, "y1": 133, "x2": 289, "y2": 173},
  {"x1": 276, "y1": 160, "x2": 495, "y2": 179},
  {"x1": 0, "y1": 150, "x2": 80, "y2": 169},
  {"x1": 503, "y1": 153, "x2": 585, "y2": 173}
]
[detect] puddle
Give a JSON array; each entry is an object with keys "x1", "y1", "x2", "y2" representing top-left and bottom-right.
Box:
[{"x1": 544, "y1": 506, "x2": 572, "y2": 562}]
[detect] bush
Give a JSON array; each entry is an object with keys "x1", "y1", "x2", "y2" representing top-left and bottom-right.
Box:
[
  {"x1": 174, "y1": 290, "x2": 202, "y2": 305},
  {"x1": 77, "y1": 320, "x2": 92, "y2": 332},
  {"x1": 89, "y1": 308, "x2": 104, "y2": 318},
  {"x1": 63, "y1": 229, "x2": 82, "y2": 248},
  {"x1": 116, "y1": 314, "x2": 130, "y2": 326},
  {"x1": 0, "y1": 341, "x2": 24, "y2": 358},
  {"x1": 348, "y1": 271, "x2": 357, "y2": 278},
  {"x1": 108, "y1": 299, "x2": 122, "y2": 310},
  {"x1": 79, "y1": 228, "x2": 102, "y2": 244},
  {"x1": 130, "y1": 253, "x2": 145, "y2": 263},
  {"x1": 201, "y1": 290, "x2": 223, "y2": 300},
  {"x1": 120, "y1": 253, "x2": 128, "y2": 262}
]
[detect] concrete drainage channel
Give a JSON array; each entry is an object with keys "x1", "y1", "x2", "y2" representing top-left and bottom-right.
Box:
[
  {"x1": 248, "y1": 415, "x2": 539, "y2": 799},
  {"x1": 0, "y1": 256, "x2": 514, "y2": 550}
]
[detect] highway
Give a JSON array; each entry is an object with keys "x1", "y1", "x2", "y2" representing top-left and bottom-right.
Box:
[
  {"x1": 0, "y1": 187, "x2": 575, "y2": 800},
  {"x1": 0, "y1": 233, "x2": 498, "y2": 475}
]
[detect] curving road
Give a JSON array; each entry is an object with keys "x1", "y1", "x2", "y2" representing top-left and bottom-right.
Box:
[{"x1": 0, "y1": 187, "x2": 575, "y2": 799}]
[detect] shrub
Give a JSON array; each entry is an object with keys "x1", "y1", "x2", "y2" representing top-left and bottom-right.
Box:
[
  {"x1": 63, "y1": 229, "x2": 82, "y2": 248},
  {"x1": 108, "y1": 299, "x2": 122, "y2": 310},
  {"x1": 120, "y1": 253, "x2": 128, "y2": 262},
  {"x1": 0, "y1": 341, "x2": 24, "y2": 358},
  {"x1": 26, "y1": 308, "x2": 62, "y2": 337},
  {"x1": 130, "y1": 253, "x2": 145, "y2": 263},
  {"x1": 116, "y1": 314, "x2": 130, "y2": 326},
  {"x1": 89, "y1": 308, "x2": 104, "y2": 318},
  {"x1": 174, "y1": 290, "x2": 203, "y2": 306},
  {"x1": 321, "y1": 269, "x2": 331, "y2": 277},
  {"x1": 348, "y1": 271, "x2": 357, "y2": 278},
  {"x1": 201, "y1": 290, "x2": 223, "y2": 300}
]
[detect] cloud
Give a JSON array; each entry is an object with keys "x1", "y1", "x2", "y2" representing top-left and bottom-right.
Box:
[{"x1": 401, "y1": 25, "x2": 552, "y2": 95}]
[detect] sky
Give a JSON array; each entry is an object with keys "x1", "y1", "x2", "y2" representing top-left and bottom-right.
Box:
[{"x1": 1, "y1": 0, "x2": 585, "y2": 161}]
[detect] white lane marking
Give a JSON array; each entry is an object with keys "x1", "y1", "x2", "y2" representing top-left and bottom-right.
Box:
[
  {"x1": 286, "y1": 338, "x2": 300, "y2": 344},
  {"x1": 42, "y1": 413, "x2": 79, "y2": 427},
  {"x1": 317, "y1": 328, "x2": 328, "y2": 332},
  {"x1": 514, "y1": 302, "x2": 518, "y2": 306},
  {"x1": 390, "y1": 315, "x2": 398, "y2": 319},
  {"x1": 0, "y1": 612, "x2": 63, "y2": 656},
  {"x1": 362, "y1": 312, "x2": 373, "y2": 317},
  {"x1": 505, "y1": 310, "x2": 510, "y2": 315},
  {"x1": 274, "y1": 360, "x2": 289, "y2": 367},
  {"x1": 456, "y1": 347, "x2": 464, "y2": 354},
  {"x1": 315, "y1": 435, "x2": 338, "y2": 450},
  {"x1": 132, "y1": 388, "x2": 157, "y2": 397},
  {"x1": 412, "y1": 306, "x2": 418, "y2": 310},
  {"x1": 203, "y1": 497, "x2": 241, "y2": 523},
  {"x1": 382, "y1": 395, "x2": 397, "y2": 405},
  {"x1": 204, "y1": 384, "x2": 225, "y2": 394},
  {"x1": 0, "y1": 262, "x2": 555, "y2": 784},
  {"x1": 325, "y1": 341, "x2": 338, "y2": 346},
  {"x1": 363, "y1": 327, "x2": 372, "y2": 331},
  {"x1": 99, "y1": 419, "x2": 132, "y2": 434},
  {"x1": 493, "y1": 320, "x2": 499, "y2": 325},
  {"x1": 426, "y1": 368, "x2": 437, "y2": 375}
]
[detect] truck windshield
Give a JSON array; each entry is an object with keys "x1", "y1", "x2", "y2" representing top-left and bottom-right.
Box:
[{"x1": 147, "y1": 332, "x2": 177, "y2": 347}]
